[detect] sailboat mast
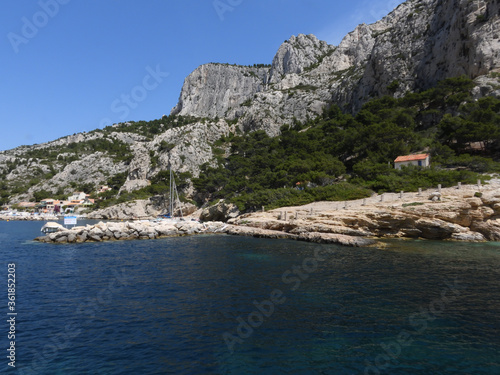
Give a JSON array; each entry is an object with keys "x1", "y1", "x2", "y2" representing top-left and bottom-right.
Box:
[
  {"x1": 173, "y1": 175, "x2": 183, "y2": 218},
  {"x1": 165, "y1": 165, "x2": 182, "y2": 219},
  {"x1": 170, "y1": 168, "x2": 173, "y2": 217}
]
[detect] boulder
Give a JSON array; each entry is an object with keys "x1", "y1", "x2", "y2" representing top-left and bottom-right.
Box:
[
  {"x1": 77, "y1": 233, "x2": 88, "y2": 242},
  {"x1": 466, "y1": 198, "x2": 483, "y2": 209},
  {"x1": 200, "y1": 201, "x2": 240, "y2": 222},
  {"x1": 56, "y1": 236, "x2": 68, "y2": 243},
  {"x1": 415, "y1": 218, "x2": 467, "y2": 240},
  {"x1": 297, "y1": 232, "x2": 377, "y2": 247},
  {"x1": 451, "y1": 231, "x2": 486, "y2": 242},
  {"x1": 90, "y1": 227, "x2": 104, "y2": 236},
  {"x1": 89, "y1": 234, "x2": 102, "y2": 242},
  {"x1": 155, "y1": 224, "x2": 178, "y2": 236}
]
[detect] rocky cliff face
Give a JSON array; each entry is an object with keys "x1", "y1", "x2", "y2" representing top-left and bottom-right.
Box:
[
  {"x1": 171, "y1": 0, "x2": 500, "y2": 135},
  {"x1": 268, "y1": 34, "x2": 334, "y2": 82},
  {"x1": 0, "y1": 118, "x2": 233, "y2": 203},
  {"x1": 348, "y1": 0, "x2": 500, "y2": 109},
  {"x1": 1, "y1": 0, "x2": 499, "y2": 204},
  {"x1": 171, "y1": 64, "x2": 270, "y2": 118}
]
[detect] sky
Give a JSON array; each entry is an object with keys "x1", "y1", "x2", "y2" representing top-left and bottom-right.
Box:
[{"x1": 0, "y1": 0, "x2": 405, "y2": 151}]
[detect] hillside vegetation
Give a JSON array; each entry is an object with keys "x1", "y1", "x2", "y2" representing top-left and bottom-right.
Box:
[
  {"x1": 193, "y1": 76, "x2": 500, "y2": 211},
  {"x1": 1, "y1": 76, "x2": 499, "y2": 213}
]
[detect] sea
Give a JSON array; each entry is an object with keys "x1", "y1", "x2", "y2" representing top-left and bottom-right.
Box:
[{"x1": 0, "y1": 220, "x2": 498, "y2": 375}]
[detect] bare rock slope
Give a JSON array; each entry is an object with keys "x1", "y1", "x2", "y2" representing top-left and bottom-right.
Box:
[
  {"x1": 1, "y1": 0, "x2": 499, "y2": 204},
  {"x1": 229, "y1": 183, "x2": 500, "y2": 243},
  {"x1": 171, "y1": 0, "x2": 500, "y2": 135}
]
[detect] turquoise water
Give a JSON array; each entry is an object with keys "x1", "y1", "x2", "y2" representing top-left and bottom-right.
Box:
[{"x1": 0, "y1": 221, "x2": 499, "y2": 374}]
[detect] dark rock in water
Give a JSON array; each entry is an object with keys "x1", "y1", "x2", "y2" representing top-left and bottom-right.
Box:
[
  {"x1": 34, "y1": 236, "x2": 51, "y2": 243},
  {"x1": 297, "y1": 232, "x2": 377, "y2": 247}
]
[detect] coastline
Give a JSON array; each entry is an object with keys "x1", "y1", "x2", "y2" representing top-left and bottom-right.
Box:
[
  {"x1": 229, "y1": 182, "x2": 500, "y2": 243},
  {"x1": 31, "y1": 181, "x2": 500, "y2": 246},
  {"x1": 33, "y1": 220, "x2": 377, "y2": 247},
  {"x1": 1, "y1": 214, "x2": 59, "y2": 221}
]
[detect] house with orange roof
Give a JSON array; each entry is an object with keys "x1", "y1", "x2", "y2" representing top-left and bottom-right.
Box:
[
  {"x1": 394, "y1": 153, "x2": 430, "y2": 170},
  {"x1": 68, "y1": 192, "x2": 87, "y2": 201}
]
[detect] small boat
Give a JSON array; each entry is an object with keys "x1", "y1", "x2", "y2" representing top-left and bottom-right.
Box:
[{"x1": 41, "y1": 222, "x2": 65, "y2": 234}]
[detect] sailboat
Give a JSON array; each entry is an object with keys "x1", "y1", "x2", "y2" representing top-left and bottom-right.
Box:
[{"x1": 158, "y1": 168, "x2": 184, "y2": 222}]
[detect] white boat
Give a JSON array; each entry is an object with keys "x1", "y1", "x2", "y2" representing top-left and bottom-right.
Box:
[{"x1": 41, "y1": 222, "x2": 65, "y2": 234}]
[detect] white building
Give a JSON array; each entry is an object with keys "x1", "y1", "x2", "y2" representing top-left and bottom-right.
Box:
[
  {"x1": 394, "y1": 153, "x2": 430, "y2": 170},
  {"x1": 68, "y1": 192, "x2": 87, "y2": 201}
]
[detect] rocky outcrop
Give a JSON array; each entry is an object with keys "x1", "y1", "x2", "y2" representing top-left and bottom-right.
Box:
[
  {"x1": 34, "y1": 220, "x2": 228, "y2": 244},
  {"x1": 120, "y1": 143, "x2": 151, "y2": 193},
  {"x1": 2, "y1": 0, "x2": 500, "y2": 207},
  {"x1": 171, "y1": 64, "x2": 269, "y2": 118},
  {"x1": 87, "y1": 199, "x2": 161, "y2": 220},
  {"x1": 170, "y1": 0, "x2": 500, "y2": 134},
  {"x1": 150, "y1": 119, "x2": 232, "y2": 177},
  {"x1": 268, "y1": 34, "x2": 334, "y2": 82},
  {"x1": 199, "y1": 200, "x2": 240, "y2": 222},
  {"x1": 228, "y1": 184, "x2": 500, "y2": 243},
  {"x1": 225, "y1": 225, "x2": 377, "y2": 247},
  {"x1": 1, "y1": 118, "x2": 233, "y2": 203},
  {"x1": 87, "y1": 198, "x2": 198, "y2": 220}
]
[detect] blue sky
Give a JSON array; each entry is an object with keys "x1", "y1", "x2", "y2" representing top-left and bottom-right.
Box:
[{"x1": 0, "y1": 0, "x2": 405, "y2": 151}]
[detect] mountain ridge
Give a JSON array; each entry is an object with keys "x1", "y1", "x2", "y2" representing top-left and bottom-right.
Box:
[
  {"x1": 171, "y1": 0, "x2": 500, "y2": 136},
  {"x1": 1, "y1": 0, "x2": 499, "y2": 207}
]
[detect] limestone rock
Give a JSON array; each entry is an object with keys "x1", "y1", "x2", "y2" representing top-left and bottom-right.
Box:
[
  {"x1": 168, "y1": 0, "x2": 500, "y2": 134},
  {"x1": 200, "y1": 201, "x2": 240, "y2": 222},
  {"x1": 227, "y1": 182, "x2": 500, "y2": 242},
  {"x1": 269, "y1": 34, "x2": 333, "y2": 83},
  {"x1": 3, "y1": 0, "x2": 500, "y2": 213},
  {"x1": 120, "y1": 142, "x2": 152, "y2": 193},
  {"x1": 171, "y1": 63, "x2": 269, "y2": 118},
  {"x1": 451, "y1": 231, "x2": 486, "y2": 242},
  {"x1": 88, "y1": 199, "x2": 160, "y2": 220}
]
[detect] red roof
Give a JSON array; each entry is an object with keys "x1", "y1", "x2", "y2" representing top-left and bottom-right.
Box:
[{"x1": 394, "y1": 153, "x2": 429, "y2": 163}]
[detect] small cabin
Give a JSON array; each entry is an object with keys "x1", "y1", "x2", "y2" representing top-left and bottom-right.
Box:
[{"x1": 394, "y1": 153, "x2": 430, "y2": 170}]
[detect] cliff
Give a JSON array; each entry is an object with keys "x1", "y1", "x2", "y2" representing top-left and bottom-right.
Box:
[
  {"x1": 171, "y1": 0, "x2": 500, "y2": 135},
  {"x1": 1, "y1": 0, "x2": 499, "y2": 206}
]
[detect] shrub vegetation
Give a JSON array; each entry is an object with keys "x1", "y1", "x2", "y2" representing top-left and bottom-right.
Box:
[{"x1": 193, "y1": 76, "x2": 500, "y2": 211}]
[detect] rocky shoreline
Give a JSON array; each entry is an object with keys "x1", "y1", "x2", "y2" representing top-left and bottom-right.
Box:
[
  {"x1": 229, "y1": 183, "x2": 500, "y2": 243},
  {"x1": 33, "y1": 219, "x2": 376, "y2": 247},
  {"x1": 1, "y1": 214, "x2": 59, "y2": 221},
  {"x1": 34, "y1": 220, "x2": 228, "y2": 244},
  {"x1": 31, "y1": 182, "x2": 500, "y2": 247}
]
